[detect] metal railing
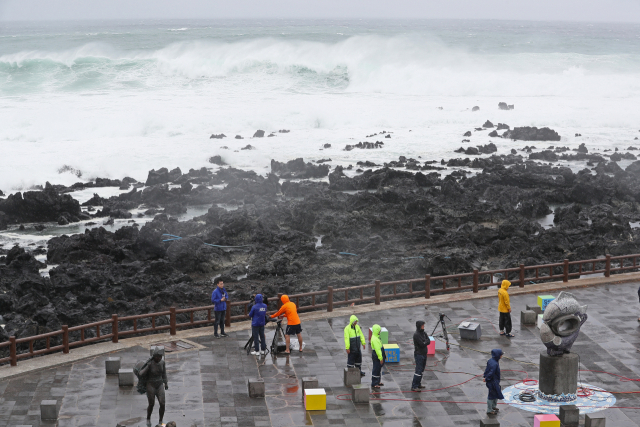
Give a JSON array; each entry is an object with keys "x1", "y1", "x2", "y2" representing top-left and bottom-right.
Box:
[{"x1": 1, "y1": 253, "x2": 638, "y2": 367}]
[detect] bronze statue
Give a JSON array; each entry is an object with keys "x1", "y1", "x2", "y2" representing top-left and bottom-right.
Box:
[{"x1": 139, "y1": 347, "x2": 168, "y2": 427}]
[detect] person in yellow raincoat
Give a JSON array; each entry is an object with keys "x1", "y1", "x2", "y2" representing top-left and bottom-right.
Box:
[
  {"x1": 343, "y1": 315, "x2": 366, "y2": 377},
  {"x1": 498, "y1": 280, "x2": 514, "y2": 338}
]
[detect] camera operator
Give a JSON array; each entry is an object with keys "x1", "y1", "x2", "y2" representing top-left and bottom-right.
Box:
[
  {"x1": 270, "y1": 295, "x2": 303, "y2": 354},
  {"x1": 248, "y1": 294, "x2": 268, "y2": 355}
]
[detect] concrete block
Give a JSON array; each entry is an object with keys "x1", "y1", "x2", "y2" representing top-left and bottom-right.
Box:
[
  {"x1": 480, "y1": 419, "x2": 500, "y2": 426},
  {"x1": 351, "y1": 384, "x2": 370, "y2": 403},
  {"x1": 149, "y1": 345, "x2": 165, "y2": 357},
  {"x1": 585, "y1": 413, "x2": 606, "y2": 427},
  {"x1": 105, "y1": 357, "x2": 121, "y2": 375},
  {"x1": 304, "y1": 388, "x2": 326, "y2": 410},
  {"x1": 539, "y1": 352, "x2": 578, "y2": 396},
  {"x1": 537, "y1": 314, "x2": 544, "y2": 329},
  {"x1": 383, "y1": 344, "x2": 400, "y2": 362},
  {"x1": 369, "y1": 327, "x2": 389, "y2": 344},
  {"x1": 247, "y1": 378, "x2": 265, "y2": 398},
  {"x1": 458, "y1": 322, "x2": 481, "y2": 340},
  {"x1": 527, "y1": 304, "x2": 543, "y2": 315},
  {"x1": 521, "y1": 310, "x2": 537, "y2": 326},
  {"x1": 427, "y1": 336, "x2": 435, "y2": 355},
  {"x1": 40, "y1": 400, "x2": 58, "y2": 421},
  {"x1": 118, "y1": 368, "x2": 135, "y2": 387},
  {"x1": 534, "y1": 414, "x2": 560, "y2": 427},
  {"x1": 537, "y1": 295, "x2": 555, "y2": 311},
  {"x1": 558, "y1": 404, "x2": 579, "y2": 427},
  {"x1": 344, "y1": 368, "x2": 361, "y2": 386},
  {"x1": 302, "y1": 377, "x2": 319, "y2": 394}
]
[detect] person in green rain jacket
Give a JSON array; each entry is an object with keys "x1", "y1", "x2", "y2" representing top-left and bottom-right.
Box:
[
  {"x1": 370, "y1": 324, "x2": 386, "y2": 388},
  {"x1": 344, "y1": 315, "x2": 366, "y2": 377}
]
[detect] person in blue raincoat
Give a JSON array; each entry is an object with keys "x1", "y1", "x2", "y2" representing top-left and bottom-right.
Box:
[{"x1": 483, "y1": 349, "x2": 504, "y2": 415}]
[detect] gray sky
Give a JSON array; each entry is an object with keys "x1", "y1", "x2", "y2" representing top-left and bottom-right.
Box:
[{"x1": 1, "y1": 0, "x2": 640, "y2": 22}]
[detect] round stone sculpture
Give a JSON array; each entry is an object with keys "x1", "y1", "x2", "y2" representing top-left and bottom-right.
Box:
[{"x1": 540, "y1": 291, "x2": 588, "y2": 356}]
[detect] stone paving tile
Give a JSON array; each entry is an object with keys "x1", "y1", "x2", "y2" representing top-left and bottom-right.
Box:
[{"x1": 2, "y1": 282, "x2": 640, "y2": 426}]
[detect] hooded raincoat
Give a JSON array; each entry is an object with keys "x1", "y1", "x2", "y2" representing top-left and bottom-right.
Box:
[
  {"x1": 271, "y1": 295, "x2": 301, "y2": 325},
  {"x1": 413, "y1": 320, "x2": 430, "y2": 356},
  {"x1": 483, "y1": 349, "x2": 504, "y2": 400},
  {"x1": 248, "y1": 294, "x2": 268, "y2": 327},
  {"x1": 498, "y1": 280, "x2": 511, "y2": 313},
  {"x1": 344, "y1": 315, "x2": 365, "y2": 351},
  {"x1": 370, "y1": 324, "x2": 385, "y2": 362}
]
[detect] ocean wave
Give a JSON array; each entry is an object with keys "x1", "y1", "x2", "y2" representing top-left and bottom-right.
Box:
[{"x1": 1, "y1": 35, "x2": 640, "y2": 97}]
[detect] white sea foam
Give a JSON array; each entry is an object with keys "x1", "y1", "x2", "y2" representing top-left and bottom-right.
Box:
[{"x1": 0, "y1": 23, "x2": 639, "y2": 191}]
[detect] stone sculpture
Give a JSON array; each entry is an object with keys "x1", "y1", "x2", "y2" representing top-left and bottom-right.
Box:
[{"x1": 540, "y1": 292, "x2": 588, "y2": 356}]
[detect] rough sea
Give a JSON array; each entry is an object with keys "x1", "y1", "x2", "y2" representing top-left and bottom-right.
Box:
[{"x1": 1, "y1": 19, "x2": 640, "y2": 192}]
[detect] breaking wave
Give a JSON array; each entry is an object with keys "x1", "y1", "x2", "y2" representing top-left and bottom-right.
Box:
[{"x1": 2, "y1": 35, "x2": 640, "y2": 97}]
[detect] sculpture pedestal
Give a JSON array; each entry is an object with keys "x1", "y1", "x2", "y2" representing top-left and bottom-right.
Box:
[{"x1": 539, "y1": 352, "x2": 578, "y2": 396}]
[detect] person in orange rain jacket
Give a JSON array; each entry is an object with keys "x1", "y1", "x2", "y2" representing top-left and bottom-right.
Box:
[{"x1": 271, "y1": 295, "x2": 303, "y2": 353}]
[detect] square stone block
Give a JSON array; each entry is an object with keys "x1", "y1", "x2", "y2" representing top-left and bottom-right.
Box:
[
  {"x1": 559, "y1": 404, "x2": 579, "y2": 427},
  {"x1": 537, "y1": 314, "x2": 544, "y2": 329},
  {"x1": 118, "y1": 368, "x2": 135, "y2": 387},
  {"x1": 521, "y1": 310, "x2": 537, "y2": 325},
  {"x1": 369, "y1": 327, "x2": 388, "y2": 344},
  {"x1": 458, "y1": 322, "x2": 481, "y2": 340},
  {"x1": 527, "y1": 304, "x2": 543, "y2": 315},
  {"x1": 302, "y1": 376, "x2": 318, "y2": 394},
  {"x1": 382, "y1": 344, "x2": 400, "y2": 362},
  {"x1": 40, "y1": 400, "x2": 58, "y2": 421},
  {"x1": 304, "y1": 388, "x2": 326, "y2": 411},
  {"x1": 351, "y1": 384, "x2": 370, "y2": 403},
  {"x1": 585, "y1": 413, "x2": 606, "y2": 427},
  {"x1": 247, "y1": 378, "x2": 265, "y2": 398},
  {"x1": 534, "y1": 414, "x2": 560, "y2": 427},
  {"x1": 480, "y1": 419, "x2": 500, "y2": 426},
  {"x1": 105, "y1": 357, "x2": 121, "y2": 375},
  {"x1": 427, "y1": 336, "x2": 435, "y2": 355},
  {"x1": 537, "y1": 295, "x2": 555, "y2": 311},
  {"x1": 344, "y1": 367, "x2": 361, "y2": 386},
  {"x1": 149, "y1": 345, "x2": 165, "y2": 357}
]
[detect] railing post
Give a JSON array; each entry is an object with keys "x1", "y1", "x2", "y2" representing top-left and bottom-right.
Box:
[
  {"x1": 277, "y1": 293, "x2": 283, "y2": 310},
  {"x1": 473, "y1": 269, "x2": 479, "y2": 293},
  {"x1": 170, "y1": 307, "x2": 176, "y2": 336},
  {"x1": 374, "y1": 280, "x2": 381, "y2": 305},
  {"x1": 563, "y1": 259, "x2": 569, "y2": 283},
  {"x1": 225, "y1": 307, "x2": 231, "y2": 327},
  {"x1": 425, "y1": 274, "x2": 431, "y2": 299},
  {"x1": 519, "y1": 264, "x2": 525, "y2": 288},
  {"x1": 605, "y1": 255, "x2": 611, "y2": 277},
  {"x1": 9, "y1": 336, "x2": 17, "y2": 367},
  {"x1": 112, "y1": 314, "x2": 119, "y2": 343},
  {"x1": 62, "y1": 325, "x2": 69, "y2": 354},
  {"x1": 327, "y1": 287, "x2": 333, "y2": 312}
]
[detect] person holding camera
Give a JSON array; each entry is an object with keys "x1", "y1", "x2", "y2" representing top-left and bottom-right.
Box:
[
  {"x1": 344, "y1": 315, "x2": 366, "y2": 377},
  {"x1": 270, "y1": 295, "x2": 303, "y2": 353},
  {"x1": 211, "y1": 278, "x2": 229, "y2": 338},
  {"x1": 248, "y1": 294, "x2": 268, "y2": 355}
]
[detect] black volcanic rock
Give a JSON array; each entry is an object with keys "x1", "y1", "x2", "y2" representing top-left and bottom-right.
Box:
[
  {"x1": 271, "y1": 158, "x2": 330, "y2": 179},
  {"x1": 503, "y1": 127, "x2": 561, "y2": 141},
  {"x1": 253, "y1": 130, "x2": 265, "y2": 138},
  {"x1": 0, "y1": 183, "x2": 81, "y2": 225},
  {"x1": 145, "y1": 167, "x2": 182, "y2": 186},
  {"x1": 529, "y1": 150, "x2": 558, "y2": 162}
]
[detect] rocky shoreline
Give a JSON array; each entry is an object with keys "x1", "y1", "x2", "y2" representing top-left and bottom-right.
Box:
[{"x1": 2, "y1": 127, "x2": 640, "y2": 344}]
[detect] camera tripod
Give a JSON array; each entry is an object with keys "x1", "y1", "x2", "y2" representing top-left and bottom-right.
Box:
[
  {"x1": 243, "y1": 318, "x2": 286, "y2": 355},
  {"x1": 431, "y1": 312, "x2": 452, "y2": 351}
]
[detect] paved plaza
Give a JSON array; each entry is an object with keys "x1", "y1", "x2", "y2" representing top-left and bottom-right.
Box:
[{"x1": 1, "y1": 282, "x2": 640, "y2": 427}]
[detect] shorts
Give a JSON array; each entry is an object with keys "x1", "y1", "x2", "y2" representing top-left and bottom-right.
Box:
[{"x1": 286, "y1": 324, "x2": 302, "y2": 335}]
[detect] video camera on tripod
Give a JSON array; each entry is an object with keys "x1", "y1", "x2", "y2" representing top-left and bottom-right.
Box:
[
  {"x1": 430, "y1": 312, "x2": 452, "y2": 351},
  {"x1": 243, "y1": 315, "x2": 288, "y2": 355}
]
